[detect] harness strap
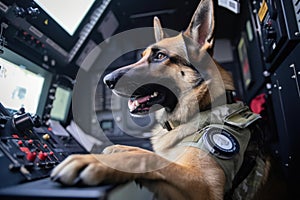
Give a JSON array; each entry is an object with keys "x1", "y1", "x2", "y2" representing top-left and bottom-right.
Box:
[{"x1": 224, "y1": 153, "x2": 257, "y2": 200}]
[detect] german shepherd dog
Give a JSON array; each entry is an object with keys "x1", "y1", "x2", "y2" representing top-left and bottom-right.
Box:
[{"x1": 51, "y1": 0, "x2": 269, "y2": 199}]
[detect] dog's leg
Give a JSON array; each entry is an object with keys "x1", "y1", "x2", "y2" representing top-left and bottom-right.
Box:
[
  {"x1": 51, "y1": 147, "x2": 225, "y2": 200},
  {"x1": 102, "y1": 144, "x2": 148, "y2": 154}
]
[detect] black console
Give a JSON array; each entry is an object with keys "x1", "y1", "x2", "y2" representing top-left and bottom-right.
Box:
[{"x1": 0, "y1": 102, "x2": 112, "y2": 200}]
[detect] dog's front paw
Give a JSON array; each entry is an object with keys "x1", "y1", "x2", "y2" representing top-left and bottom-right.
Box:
[{"x1": 50, "y1": 154, "x2": 108, "y2": 186}]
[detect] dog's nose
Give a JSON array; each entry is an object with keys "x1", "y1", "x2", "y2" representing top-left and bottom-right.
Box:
[{"x1": 103, "y1": 73, "x2": 116, "y2": 89}]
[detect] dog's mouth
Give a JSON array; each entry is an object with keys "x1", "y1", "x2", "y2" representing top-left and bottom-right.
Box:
[
  {"x1": 128, "y1": 90, "x2": 164, "y2": 115},
  {"x1": 114, "y1": 83, "x2": 177, "y2": 116}
]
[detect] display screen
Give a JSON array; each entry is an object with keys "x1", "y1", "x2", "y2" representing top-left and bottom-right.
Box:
[
  {"x1": 34, "y1": 0, "x2": 96, "y2": 36},
  {"x1": 0, "y1": 58, "x2": 45, "y2": 114},
  {"x1": 50, "y1": 86, "x2": 72, "y2": 123}
]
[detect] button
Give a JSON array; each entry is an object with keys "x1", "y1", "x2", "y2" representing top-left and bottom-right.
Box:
[
  {"x1": 12, "y1": 134, "x2": 19, "y2": 138},
  {"x1": 43, "y1": 134, "x2": 50, "y2": 140},
  {"x1": 20, "y1": 147, "x2": 30, "y2": 154},
  {"x1": 26, "y1": 152, "x2": 37, "y2": 162},
  {"x1": 43, "y1": 144, "x2": 48, "y2": 149},
  {"x1": 17, "y1": 140, "x2": 23, "y2": 146},
  {"x1": 38, "y1": 152, "x2": 48, "y2": 161},
  {"x1": 27, "y1": 139, "x2": 34, "y2": 145}
]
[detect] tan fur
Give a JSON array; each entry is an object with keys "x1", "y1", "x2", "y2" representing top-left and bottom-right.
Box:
[{"x1": 51, "y1": 1, "x2": 267, "y2": 199}]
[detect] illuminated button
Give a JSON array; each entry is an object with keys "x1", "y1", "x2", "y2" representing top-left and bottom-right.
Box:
[
  {"x1": 49, "y1": 151, "x2": 54, "y2": 156},
  {"x1": 43, "y1": 134, "x2": 50, "y2": 140},
  {"x1": 26, "y1": 152, "x2": 37, "y2": 162},
  {"x1": 43, "y1": 144, "x2": 48, "y2": 149}
]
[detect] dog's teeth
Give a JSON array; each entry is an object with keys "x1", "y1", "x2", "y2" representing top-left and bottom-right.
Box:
[
  {"x1": 151, "y1": 92, "x2": 158, "y2": 98},
  {"x1": 134, "y1": 100, "x2": 140, "y2": 107}
]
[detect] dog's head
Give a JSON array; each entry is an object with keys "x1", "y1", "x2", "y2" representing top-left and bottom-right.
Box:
[{"x1": 104, "y1": 0, "x2": 234, "y2": 121}]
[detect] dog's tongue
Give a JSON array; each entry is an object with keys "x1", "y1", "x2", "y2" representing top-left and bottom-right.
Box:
[{"x1": 128, "y1": 95, "x2": 151, "y2": 112}]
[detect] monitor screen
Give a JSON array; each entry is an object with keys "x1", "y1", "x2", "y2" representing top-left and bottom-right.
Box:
[
  {"x1": 34, "y1": 0, "x2": 96, "y2": 36},
  {"x1": 50, "y1": 86, "x2": 72, "y2": 123},
  {"x1": 0, "y1": 48, "x2": 52, "y2": 115},
  {"x1": 0, "y1": 58, "x2": 44, "y2": 114}
]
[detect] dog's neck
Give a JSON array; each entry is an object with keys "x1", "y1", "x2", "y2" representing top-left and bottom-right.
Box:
[{"x1": 161, "y1": 90, "x2": 236, "y2": 131}]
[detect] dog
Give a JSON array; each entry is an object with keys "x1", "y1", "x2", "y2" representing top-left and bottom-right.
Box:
[{"x1": 51, "y1": 0, "x2": 269, "y2": 199}]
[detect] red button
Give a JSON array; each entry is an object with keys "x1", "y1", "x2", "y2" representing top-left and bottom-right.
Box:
[
  {"x1": 26, "y1": 152, "x2": 37, "y2": 162},
  {"x1": 12, "y1": 134, "x2": 19, "y2": 138},
  {"x1": 20, "y1": 147, "x2": 30, "y2": 154},
  {"x1": 43, "y1": 144, "x2": 48, "y2": 149},
  {"x1": 28, "y1": 139, "x2": 33, "y2": 145},
  {"x1": 38, "y1": 152, "x2": 48, "y2": 161},
  {"x1": 17, "y1": 140, "x2": 23, "y2": 146},
  {"x1": 49, "y1": 151, "x2": 54, "y2": 156}
]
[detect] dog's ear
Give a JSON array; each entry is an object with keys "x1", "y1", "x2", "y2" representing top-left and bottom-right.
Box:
[
  {"x1": 153, "y1": 16, "x2": 165, "y2": 42},
  {"x1": 184, "y1": 0, "x2": 214, "y2": 50}
]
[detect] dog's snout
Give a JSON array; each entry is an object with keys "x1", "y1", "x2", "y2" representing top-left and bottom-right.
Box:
[{"x1": 103, "y1": 73, "x2": 116, "y2": 89}]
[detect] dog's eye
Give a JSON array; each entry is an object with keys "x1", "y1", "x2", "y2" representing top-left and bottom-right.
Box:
[{"x1": 153, "y1": 52, "x2": 167, "y2": 62}]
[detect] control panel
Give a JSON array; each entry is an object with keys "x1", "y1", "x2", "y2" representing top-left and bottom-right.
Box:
[
  {"x1": 256, "y1": 0, "x2": 286, "y2": 62},
  {"x1": 0, "y1": 103, "x2": 87, "y2": 188},
  {"x1": 252, "y1": 0, "x2": 300, "y2": 69}
]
